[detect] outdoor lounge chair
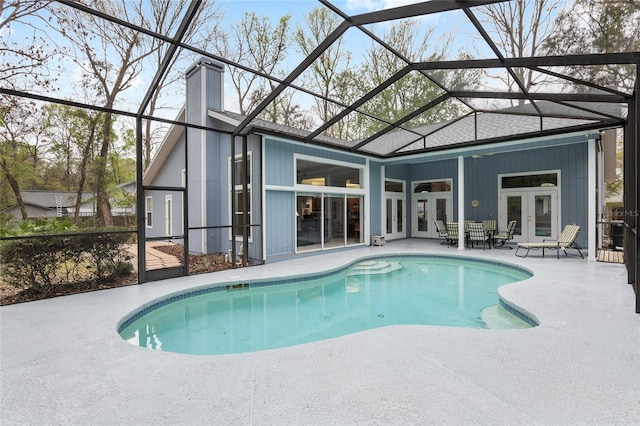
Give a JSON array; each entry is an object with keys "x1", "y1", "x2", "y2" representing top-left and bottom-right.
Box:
[
  {"x1": 515, "y1": 224, "x2": 584, "y2": 259},
  {"x1": 493, "y1": 220, "x2": 517, "y2": 249},
  {"x1": 445, "y1": 222, "x2": 461, "y2": 247},
  {"x1": 467, "y1": 222, "x2": 491, "y2": 250},
  {"x1": 435, "y1": 220, "x2": 448, "y2": 244}
]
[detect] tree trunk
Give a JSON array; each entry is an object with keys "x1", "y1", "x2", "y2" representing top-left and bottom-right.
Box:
[
  {"x1": 74, "y1": 120, "x2": 96, "y2": 221},
  {"x1": 3, "y1": 165, "x2": 28, "y2": 219},
  {"x1": 95, "y1": 112, "x2": 113, "y2": 227}
]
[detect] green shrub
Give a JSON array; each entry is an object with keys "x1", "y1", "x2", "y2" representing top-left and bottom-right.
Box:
[
  {"x1": 80, "y1": 233, "x2": 133, "y2": 280},
  {"x1": 0, "y1": 237, "x2": 67, "y2": 290},
  {"x1": 0, "y1": 227, "x2": 135, "y2": 291}
]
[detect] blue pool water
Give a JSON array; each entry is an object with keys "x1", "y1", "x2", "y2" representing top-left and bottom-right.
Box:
[{"x1": 119, "y1": 256, "x2": 533, "y2": 355}]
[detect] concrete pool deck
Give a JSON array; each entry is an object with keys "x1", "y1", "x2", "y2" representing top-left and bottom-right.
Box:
[{"x1": 1, "y1": 239, "x2": 639, "y2": 425}]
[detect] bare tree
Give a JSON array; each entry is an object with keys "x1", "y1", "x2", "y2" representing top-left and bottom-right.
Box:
[
  {"x1": 294, "y1": 6, "x2": 352, "y2": 139},
  {"x1": 215, "y1": 11, "x2": 292, "y2": 118},
  {"x1": 544, "y1": 0, "x2": 640, "y2": 92},
  {"x1": 478, "y1": 0, "x2": 560, "y2": 93},
  {"x1": 134, "y1": 0, "x2": 223, "y2": 169},
  {"x1": 0, "y1": 0, "x2": 58, "y2": 90},
  {"x1": 52, "y1": 0, "x2": 159, "y2": 226},
  {"x1": 0, "y1": 95, "x2": 49, "y2": 218},
  {"x1": 360, "y1": 19, "x2": 465, "y2": 135},
  {"x1": 44, "y1": 103, "x2": 105, "y2": 219},
  {"x1": 0, "y1": 1, "x2": 59, "y2": 213}
]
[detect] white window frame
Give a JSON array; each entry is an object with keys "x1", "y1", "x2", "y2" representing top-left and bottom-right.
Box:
[
  {"x1": 229, "y1": 151, "x2": 253, "y2": 242},
  {"x1": 294, "y1": 153, "x2": 366, "y2": 195},
  {"x1": 145, "y1": 196, "x2": 153, "y2": 228},
  {"x1": 293, "y1": 154, "x2": 367, "y2": 252},
  {"x1": 165, "y1": 194, "x2": 172, "y2": 236}
]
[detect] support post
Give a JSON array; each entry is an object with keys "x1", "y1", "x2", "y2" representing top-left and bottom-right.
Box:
[
  {"x1": 458, "y1": 156, "x2": 465, "y2": 251},
  {"x1": 588, "y1": 137, "x2": 597, "y2": 261}
]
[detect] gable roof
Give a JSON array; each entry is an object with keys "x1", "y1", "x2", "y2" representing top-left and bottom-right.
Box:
[
  {"x1": 19, "y1": 191, "x2": 93, "y2": 209},
  {"x1": 143, "y1": 108, "x2": 185, "y2": 185}
]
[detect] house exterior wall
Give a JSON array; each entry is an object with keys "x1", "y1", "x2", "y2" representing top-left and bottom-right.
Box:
[
  {"x1": 7, "y1": 205, "x2": 54, "y2": 219},
  {"x1": 264, "y1": 137, "x2": 368, "y2": 258},
  {"x1": 384, "y1": 133, "x2": 590, "y2": 246},
  {"x1": 368, "y1": 161, "x2": 383, "y2": 237},
  {"x1": 203, "y1": 133, "x2": 262, "y2": 260},
  {"x1": 146, "y1": 57, "x2": 594, "y2": 262}
]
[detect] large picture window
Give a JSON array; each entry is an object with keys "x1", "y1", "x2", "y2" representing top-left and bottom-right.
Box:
[
  {"x1": 296, "y1": 158, "x2": 363, "y2": 189},
  {"x1": 294, "y1": 156, "x2": 365, "y2": 252}
]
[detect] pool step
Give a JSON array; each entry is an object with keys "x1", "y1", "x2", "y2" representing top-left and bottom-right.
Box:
[
  {"x1": 348, "y1": 260, "x2": 403, "y2": 276},
  {"x1": 480, "y1": 304, "x2": 531, "y2": 329}
]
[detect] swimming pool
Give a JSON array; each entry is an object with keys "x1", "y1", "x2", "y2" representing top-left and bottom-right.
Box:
[{"x1": 119, "y1": 255, "x2": 535, "y2": 355}]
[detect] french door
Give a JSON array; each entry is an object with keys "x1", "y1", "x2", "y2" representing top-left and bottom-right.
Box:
[
  {"x1": 501, "y1": 189, "x2": 558, "y2": 243},
  {"x1": 412, "y1": 195, "x2": 452, "y2": 238},
  {"x1": 385, "y1": 195, "x2": 406, "y2": 240}
]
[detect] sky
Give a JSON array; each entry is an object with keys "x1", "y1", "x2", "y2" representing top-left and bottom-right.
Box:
[{"x1": 2, "y1": 1, "x2": 571, "y2": 137}]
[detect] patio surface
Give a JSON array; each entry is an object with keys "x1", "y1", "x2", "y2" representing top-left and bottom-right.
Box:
[{"x1": 1, "y1": 239, "x2": 639, "y2": 425}]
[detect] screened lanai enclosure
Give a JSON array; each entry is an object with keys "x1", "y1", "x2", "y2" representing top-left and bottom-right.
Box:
[{"x1": 1, "y1": 0, "x2": 638, "y2": 312}]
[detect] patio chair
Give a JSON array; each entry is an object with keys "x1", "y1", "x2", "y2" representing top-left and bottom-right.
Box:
[
  {"x1": 445, "y1": 222, "x2": 461, "y2": 247},
  {"x1": 483, "y1": 219, "x2": 497, "y2": 234},
  {"x1": 434, "y1": 220, "x2": 448, "y2": 244},
  {"x1": 467, "y1": 222, "x2": 491, "y2": 250},
  {"x1": 493, "y1": 220, "x2": 517, "y2": 249},
  {"x1": 515, "y1": 224, "x2": 584, "y2": 259}
]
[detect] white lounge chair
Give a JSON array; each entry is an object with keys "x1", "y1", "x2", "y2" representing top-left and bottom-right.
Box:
[
  {"x1": 515, "y1": 224, "x2": 584, "y2": 259},
  {"x1": 434, "y1": 220, "x2": 448, "y2": 244}
]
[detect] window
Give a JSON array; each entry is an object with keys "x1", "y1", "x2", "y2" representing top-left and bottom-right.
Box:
[
  {"x1": 501, "y1": 173, "x2": 558, "y2": 189},
  {"x1": 413, "y1": 181, "x2": 451, "y2": 193},
  {"x1": 145, "y1": 196, "x2": 153, "y2": 228},
  {"x1": 231, "y1": 153, "x2": 251, "y2": 240},
  {"x1": 385, "y1": 180, "x2": 404, "y2": 192},
  {"x1": 296, "y1": 158, "x2": 363, "y2": 189},
  {"x1": 165, "y1": 195, "x2": 172, "y2": 236}
]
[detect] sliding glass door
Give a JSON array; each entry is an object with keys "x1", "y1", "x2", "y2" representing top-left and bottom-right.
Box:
[{"x1": 296, "y1": 194, "x2": 363, "y2": 252}]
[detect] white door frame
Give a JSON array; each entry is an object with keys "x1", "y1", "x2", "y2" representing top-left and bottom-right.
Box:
[
  {"x1": 385, "y1": 194, "x2": 406, "y2": 240},
  {"x1": 498, "y1": 170, "x2": 562, "y2": 243},
  {"x1": 411, "y1": 179, "x2": 453, "y2": 238},
  {"x1": 500, "y1": 189, "x2": 559, "y2": 243},
  {"x1": 384, "y1": 179, "x2": 406, "y2": 240}
]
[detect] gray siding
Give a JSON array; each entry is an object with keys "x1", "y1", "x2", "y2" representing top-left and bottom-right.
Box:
[
  {"x1": 265, "y1": 191, "x2": 295, "y2": 256},
  {"x1": 186, "y1": 128, "x2": 205, "y2": 253},
  {"x1": 264, "y1": 137, "x2": 366, "y2": 186},
  {"x1": 464, "y1": 142, "x2": 588, "y2": 246},
  {"x1": 383, "y1": 135, "x2": 589, "y2": 245},
  {"x1": 263, "y1": 136, "x2": 368, "y2": 257},
  {"x1": 203, "y1": 132, "x2": 262, "y2": 260},
  {"x1": 369, "y1": 161, "x2": 383, "y2": 237}
]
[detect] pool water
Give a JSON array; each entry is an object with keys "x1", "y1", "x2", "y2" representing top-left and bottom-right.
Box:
[{"x1": 119, "y1": 256, "x2": 533, "y2": 355}]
